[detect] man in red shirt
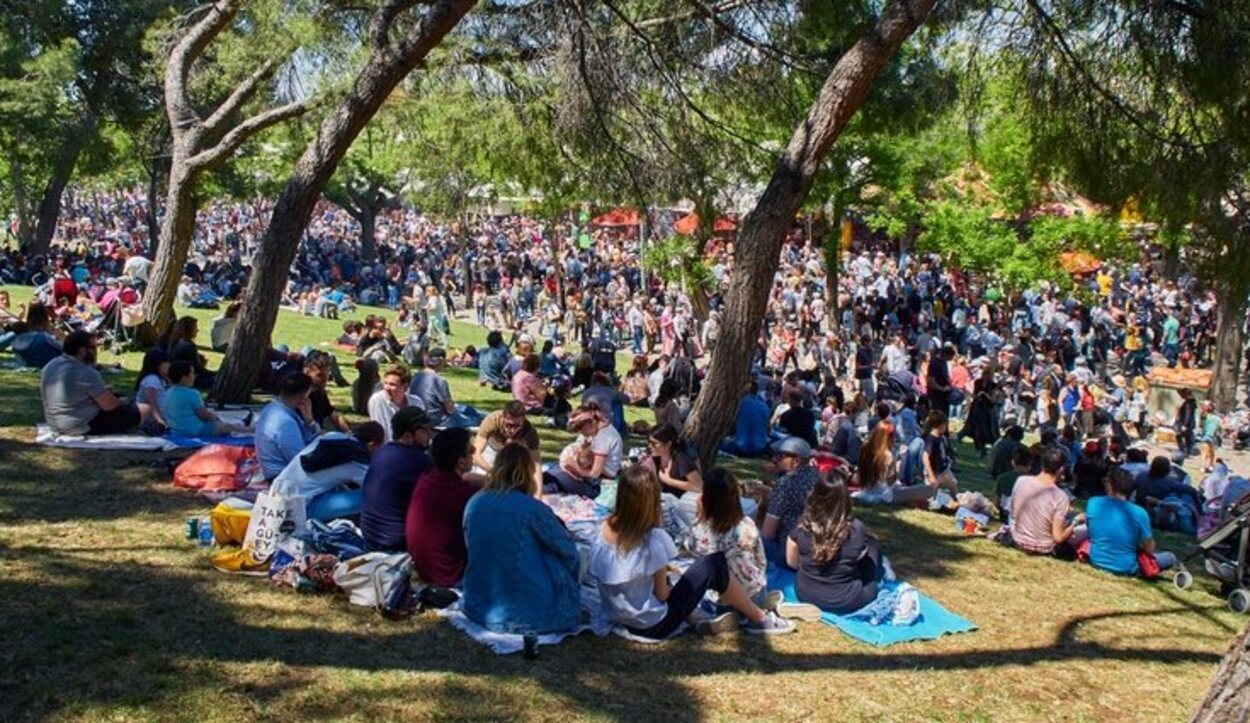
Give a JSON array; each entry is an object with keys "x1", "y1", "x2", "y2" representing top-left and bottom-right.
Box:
[{"x1": 405, "y1": 427, "x2": 480, "y2": 588}]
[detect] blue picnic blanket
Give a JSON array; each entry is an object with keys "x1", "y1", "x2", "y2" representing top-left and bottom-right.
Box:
[
  {"x1": 164, "y1": 433, "x2": 255, "y2": 449},
  {"x1": 766, "y1": 567, "x2": 976, "y2": 647}
]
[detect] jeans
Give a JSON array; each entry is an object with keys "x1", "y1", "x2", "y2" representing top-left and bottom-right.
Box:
[
  {"x1": 632, "y1": 326, "x2": 644, "y2": 354},
  {"x1": 1163, "y1": 342, "x2": 1180, "y2": 368},
  {"x1": 0, "y1": 330, "x2": 14, "y2": 352},
  {"x1": 543, "y1": 469, "x2": 601, "y2": 498},
  {"x1": 630, "y1": 552, "x2": 731, "y2": 639},
  {"x1": 440, "y1": 405, "x2": 486, "y2": 429}
]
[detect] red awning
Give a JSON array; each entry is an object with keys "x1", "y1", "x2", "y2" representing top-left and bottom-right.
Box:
[
  {"x1": 675, "y1": 213, "x2": 699, "y2": 235},
  {"x1": 674, "y1": 212, "x2": 737, "y2": 235},
  {"x1": 591, "y1": 208, "x2": 640, "y2": 227}
]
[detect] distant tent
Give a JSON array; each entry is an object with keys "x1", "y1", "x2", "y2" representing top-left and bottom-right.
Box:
[
  {"x1": 673, "y1": 212, "x2": 737, "y2": 235},
  {"x1": 591, "y1": 208, "x2": 640, "y2": 227}
]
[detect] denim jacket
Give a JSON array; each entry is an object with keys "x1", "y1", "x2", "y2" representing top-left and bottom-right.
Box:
[{"x1": 462, "y1": 490, "x2": 582, "y2": 635}]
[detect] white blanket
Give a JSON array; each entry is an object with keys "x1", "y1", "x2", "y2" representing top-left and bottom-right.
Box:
[
  {"x1": 436, "y1": 582, "x2": 693, "y2": 653},
  {"x1": 35, "y1": 424, "x2": 179, "y2": 451},
  {"x1": 34, "y1": 409, "x2": 256, "y2": 452}
]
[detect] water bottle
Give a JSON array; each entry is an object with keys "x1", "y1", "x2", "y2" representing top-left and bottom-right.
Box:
[{"x1": 197, "y1": 518, "x2": 214, "y2": 548}]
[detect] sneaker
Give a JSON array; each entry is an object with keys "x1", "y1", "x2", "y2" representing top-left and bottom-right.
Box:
[
  {"x1": 762, "y1": 589, "x2": 785, "y2": 612},
  {"x1": 776, "y1": 602, "x2": 825, "y2": 621},
  {"x1": 695, "y1": 612, "x2": 740, "y2": 636},
  {"x1": 743, "y1": 611, "x2": 796, "y2": 635}
]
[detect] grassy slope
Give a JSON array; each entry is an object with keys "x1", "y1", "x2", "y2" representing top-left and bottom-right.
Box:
[{"x1": 0, "y1": 284, "x2": 1239, "y2": 722}]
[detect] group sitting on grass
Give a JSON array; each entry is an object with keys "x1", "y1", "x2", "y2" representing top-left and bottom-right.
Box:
[{"x1": 20, "y1": 308, "x2": 1238, "y2": 643}]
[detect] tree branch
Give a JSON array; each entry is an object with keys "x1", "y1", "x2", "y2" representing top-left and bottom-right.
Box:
[
  {"x1": 202, "y1": 59, "x2": 282, "y2": 135},
  {"x1": 369, "y1": 0, "x2": 422, "y2": 49},
  {"x1": 166, "y1": 0, "x2": 241, "y2": 131},
  {"x1": 189, "y1": 101, "x2": 309, "y2": 169}
]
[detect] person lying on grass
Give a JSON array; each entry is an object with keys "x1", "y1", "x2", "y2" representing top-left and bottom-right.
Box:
[
  {"x1": 590, "y1": 465, "x2": 795, "y2": 639},
  {"x1": 787, "y1": 467, "x2": 894, "y2": 615},
  {"x1": 161, "y1": 361, "x2": 252, "y2": 439}
]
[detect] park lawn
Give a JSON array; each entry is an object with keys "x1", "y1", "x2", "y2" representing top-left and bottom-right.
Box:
[{"x1": 0, "y1": 284, "x2": 1240, "y2": 722}]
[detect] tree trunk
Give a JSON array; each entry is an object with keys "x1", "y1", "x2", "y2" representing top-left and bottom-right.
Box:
[
  {"x1": 8, "y1": 154, "x2": 33, "y2": 246},
  {"x1": 683, "y1": 0, "x2": 937, "y2": 467},
  {"x1": 213, "y1": 0, "x2": 478, "y2": 402},
  {"x1": 1192, "y1": 621, "x2": 1250, "y2": 722},
  {"x1": 141, "y1": 167, "x2": 199, "y2": 343},
  {"x1": 27, "y1": 113, "x2": 98, "y2": 257},
  {"x1": 1210, "y1": 280, "x2": 1248, "y2": 411},
  {"x1": 145, "y1": 155, "x2": 167, "y2": 256},
  {"x1": 358, "y1": 205, "x2": 378, "y2": 263}
]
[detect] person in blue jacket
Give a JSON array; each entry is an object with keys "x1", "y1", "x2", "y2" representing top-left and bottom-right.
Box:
[
  {"x1": 719, "y1": 380, "x2": 771, "y2": 458},
  {"x1": 462, "y1": 442, "x2": 581, "y2": 635}
]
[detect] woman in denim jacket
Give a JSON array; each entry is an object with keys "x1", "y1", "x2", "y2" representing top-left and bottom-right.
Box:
[{"x1": 463, "y1": 443, "x2": 582, "y2": 634}]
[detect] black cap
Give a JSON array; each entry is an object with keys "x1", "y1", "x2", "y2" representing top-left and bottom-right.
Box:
[{"x1": 392, "y1": 406, "x2": 434, "y2": 438}]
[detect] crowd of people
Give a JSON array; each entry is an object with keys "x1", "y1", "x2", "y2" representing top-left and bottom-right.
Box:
[{"x1": 7, "y1": 184, "x2": 1250, "y2": 639}]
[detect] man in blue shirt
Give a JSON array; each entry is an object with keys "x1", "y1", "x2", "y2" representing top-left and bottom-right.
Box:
[
  {"x1": 361, "y1": 406, "x2": 435, "y2": 551},
  {"x1": 1086, "y1": 468, "x2": 1176, "y2": 576},
  {"x1": 255, "y1": 373, "x2": 322, "y2": 481},
  {"x1": 719, "y1": 380, "x2": 771, "y2": 458}
]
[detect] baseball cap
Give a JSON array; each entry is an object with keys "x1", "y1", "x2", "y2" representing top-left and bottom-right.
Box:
[
  {"x1": 772, "y1": 436, "x2": 813, "y2": 460},
  {"x1": 392, "y1": 407, "x2": 434, "y2": 438}
]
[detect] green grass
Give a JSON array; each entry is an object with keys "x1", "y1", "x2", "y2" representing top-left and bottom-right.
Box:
[{"x1": 0, "y1": 284, "x2": 1240, "y2": 721}]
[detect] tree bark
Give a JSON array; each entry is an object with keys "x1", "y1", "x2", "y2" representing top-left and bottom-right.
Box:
[
  {"x1": 683, "y1": 0, "x2": 937, "y2": 467},
  {"x1": 8, "y1": 154, "x2": 33, "y2": 246},
  {"x1": 358, "y1": 205, "x2": 378, "y2": 263},
  {"x1": 141, "y1": 167, "x2": 199, "y2": 342},
  {"x1": 26, "y1": 113, "x2": 98, "y2": 257},
  {"x1": 141, "y1": 0, "x2": 308, "y2": 339},
  {"x1": 1192, "y1": 621, "x2": 1250, "y2": 723},
  {"x1": 1210, "y1": 280, "x2": 1248, "y2": 411},
  {"x1": 213, "y1": 0, "x2": 479, "y2": 402}
]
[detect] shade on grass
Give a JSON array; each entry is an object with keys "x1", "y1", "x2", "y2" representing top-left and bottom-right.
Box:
[{"x1": 0, "y1": 283, "x2": 1237, "y2": 721}]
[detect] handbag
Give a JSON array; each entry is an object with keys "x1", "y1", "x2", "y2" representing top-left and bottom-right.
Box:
[
  {"x1": 242, "y1": 491, "x2": 307, "y2": 562},
  {"x1": 333, "y1": 552, "x2": 414, "y2": 612},
  {"x1": 1137, "y1": 550, "x2": 1161, "y2": 580}
]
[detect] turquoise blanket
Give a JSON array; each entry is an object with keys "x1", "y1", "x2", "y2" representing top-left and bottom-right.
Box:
[{"x1": 767, "y1": 567, "x2": 976, "y2": 647}]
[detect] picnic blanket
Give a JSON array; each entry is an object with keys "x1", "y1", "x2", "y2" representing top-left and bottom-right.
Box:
[
  {"x1": 36, "y1": 409, "x2": 257, "y2": 451},
  {"x1": 164, "y1": 432, "x2": 254, "y2": 449},
  {"x1": 36, "y1": 424, "x2": 179, "y2": 451},
  {"x1": 766, "y1": 567, "x2": 976, "y2": 647},
  {"x1": 438, "y1": 585, "x2": 614, "y2": 655}
]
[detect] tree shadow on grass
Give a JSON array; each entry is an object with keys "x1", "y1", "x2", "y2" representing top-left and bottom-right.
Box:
[
  {"x1": 0, "y1": 438, "x2": 197, "y2": 525},
  {"x1": 0, "y1": 540, "x2": 1229, "y2": 722}
]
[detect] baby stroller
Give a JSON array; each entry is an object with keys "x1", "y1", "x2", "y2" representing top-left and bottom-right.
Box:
[{"x1": 1175, "y1": 487, "x2": 1250, "y2": 614}]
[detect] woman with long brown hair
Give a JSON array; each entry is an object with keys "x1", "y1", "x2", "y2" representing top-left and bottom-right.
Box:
[
  {"x1": 852, "y1": 422, "x2": 937, "y2": 505},
  {"x1": 786, "y1": 468, "x2": 889, "y2": 614},
  {"x1": 589, "y1": 465, "x2": 795, "y2": 639}
]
